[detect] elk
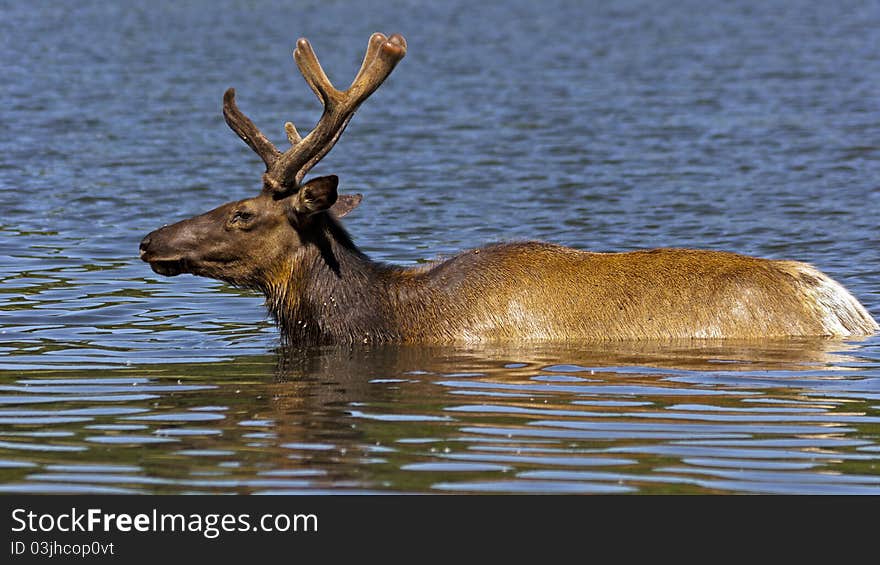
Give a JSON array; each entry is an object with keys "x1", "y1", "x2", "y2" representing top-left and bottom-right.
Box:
[{"x1": 140, "y1": 33, "x2": 878, "y2": 344}]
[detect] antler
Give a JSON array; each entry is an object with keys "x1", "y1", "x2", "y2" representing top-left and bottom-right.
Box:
[
  {"x1": 223, "y1": 33, "x2": 407, "y2": 194},
  {"x1": 223, "y1": 89, "x2": 281, "y2": 169}
]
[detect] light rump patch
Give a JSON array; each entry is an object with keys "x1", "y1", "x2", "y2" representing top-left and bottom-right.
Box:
[{"x1": 784, "y1": 263, "x2": 878, "y2": 336}]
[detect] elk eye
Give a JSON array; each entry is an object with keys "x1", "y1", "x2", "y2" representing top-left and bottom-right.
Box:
[{"x1": 232, "y1": 210, "x2": 254, "y2": 223}]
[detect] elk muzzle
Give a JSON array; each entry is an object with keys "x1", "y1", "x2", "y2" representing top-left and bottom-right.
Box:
[
  {"x1": 140, "y1": 224, "x2": 192, "y2": 277},
  {"x1": 140, "y1": 209, "x2": 225, "y2": 277}
]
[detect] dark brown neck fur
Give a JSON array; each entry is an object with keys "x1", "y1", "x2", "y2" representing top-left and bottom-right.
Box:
[{"x1": 266, "y1": 215, "x2": 406, "y2": 344}]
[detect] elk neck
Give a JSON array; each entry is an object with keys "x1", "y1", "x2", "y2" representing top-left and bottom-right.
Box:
[{"x1": 262, "y1": 213, "x2": 412, "y2": 343}]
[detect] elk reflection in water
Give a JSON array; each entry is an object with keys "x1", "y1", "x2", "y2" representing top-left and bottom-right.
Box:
[{"x1": 1, "y1": 333, "x2": 879, "y2": 494}]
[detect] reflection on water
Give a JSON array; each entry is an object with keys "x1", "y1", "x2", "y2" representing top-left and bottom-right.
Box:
[{"x1": 2, "y1": 338, "x2": 879, "y2": 494}]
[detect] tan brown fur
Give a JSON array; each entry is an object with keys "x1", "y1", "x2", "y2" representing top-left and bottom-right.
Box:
[
  {"x1": 397, "y1": 243, "x2": 877, "y2": 341},
  {"x1": 259, "y1": 225, "x2": 877, "y2": 343}
]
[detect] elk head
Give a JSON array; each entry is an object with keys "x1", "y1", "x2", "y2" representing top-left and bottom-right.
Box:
[{"x1": 139, "y1": 33, "x2": 407, "y2": 290}]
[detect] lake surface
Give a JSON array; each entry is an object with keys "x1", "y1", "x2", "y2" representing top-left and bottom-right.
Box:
[{"x1": 1, "y1": 0, "x2": 879, "y2": 494}]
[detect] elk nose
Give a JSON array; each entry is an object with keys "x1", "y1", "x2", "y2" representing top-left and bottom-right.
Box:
[{"x1": 139, "y1": 234, "x2": 152, "y2": 258}]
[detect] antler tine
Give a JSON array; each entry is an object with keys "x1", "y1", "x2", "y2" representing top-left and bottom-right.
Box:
[
  {"x1": 351, "y1": 33, "x2": 388, "y2": 89},
  {"x1": 284, "y1": 121, "x2": 302, "y2": 145},
  {"x1": 347, "y1": 34, "x2": 406, "y2": 105},
  {"x1": 223, "y1": 88, "x2": 282, "y2": 170},
  {"x1": 293, "y1": 38, "x2": 340, "y2": 107}
]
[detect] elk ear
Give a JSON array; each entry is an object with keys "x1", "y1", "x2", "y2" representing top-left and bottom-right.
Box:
[
  {"x1": 292, "y1": 175, "x2": 338, "y2": 215},
  {"x1": 330, "y1": 193, "x2": 362, "y2": 218}
]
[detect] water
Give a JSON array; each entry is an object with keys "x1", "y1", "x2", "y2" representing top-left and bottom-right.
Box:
[{"x1": 1, "y1": 0, "x2": 879, "y2": 494}]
